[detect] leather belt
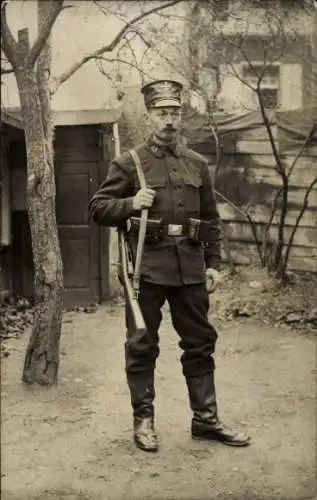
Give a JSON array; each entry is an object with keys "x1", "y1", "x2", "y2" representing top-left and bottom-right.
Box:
[
  {"x1": 126, "y1": 216, "x2": 218, "y2": 243},
  {"x1": 127, "y1": 219, "x2": 186, "y2": 237}
]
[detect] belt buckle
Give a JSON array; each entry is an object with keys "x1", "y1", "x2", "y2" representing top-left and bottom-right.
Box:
[{"x1": 168, "y1": 224, "x2": 183, "y2": 236}]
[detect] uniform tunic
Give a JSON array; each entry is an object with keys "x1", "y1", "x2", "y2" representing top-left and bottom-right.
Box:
[
  {"x1": 89, "y1": 136, "x2": 221, "y2": 287},
  {"x1": 89, "y1": 136, "x2": 220, "y2": 377}
]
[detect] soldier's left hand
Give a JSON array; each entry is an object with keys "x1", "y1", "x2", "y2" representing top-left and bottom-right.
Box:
[{"x1": 206, "y1": 268, "x2": 221, "y2": 294}]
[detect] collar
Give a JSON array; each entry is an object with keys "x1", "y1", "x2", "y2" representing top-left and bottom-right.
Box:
[{"x1": 146, "y1": 136, "x2": 181, "y2": 158}]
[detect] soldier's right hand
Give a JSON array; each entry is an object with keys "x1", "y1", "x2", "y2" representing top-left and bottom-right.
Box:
[{"x1": 132, "y1": 188, "x2": 156, "y2": 210}]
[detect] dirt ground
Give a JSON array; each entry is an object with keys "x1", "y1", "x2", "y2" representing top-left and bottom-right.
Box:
[{"x1": 1, "y1": 269, "x2": 317, "y2": 500}]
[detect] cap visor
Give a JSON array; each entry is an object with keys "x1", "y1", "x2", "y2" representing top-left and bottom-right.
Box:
[{"x1": 151, "y1": 99, "x2": 181, "y2": 108}]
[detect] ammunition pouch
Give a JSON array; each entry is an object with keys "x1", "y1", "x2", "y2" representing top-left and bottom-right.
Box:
[
  {"x1": 127, "y1": 217, "x2": 163, "y2": 243},
  {"x1": 186, "y1": 218, "x2": 220, "y2": 247}
]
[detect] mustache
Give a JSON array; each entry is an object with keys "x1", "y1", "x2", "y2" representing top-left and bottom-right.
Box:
[{"x1": 164, "y1": 126, "x2": 176, "y2": 131}]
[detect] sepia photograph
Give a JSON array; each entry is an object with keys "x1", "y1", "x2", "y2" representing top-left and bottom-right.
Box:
[{"x1": 1, "y1": 1, "x2": 317, "y2": 499}]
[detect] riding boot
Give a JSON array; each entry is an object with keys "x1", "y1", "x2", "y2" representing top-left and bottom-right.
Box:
[
  {"x1": 186, "y1": 372, "x2": 251, "y2": 447},
  {"x1": 127, "y1": 371, "x2": 158, "y2": 452}
]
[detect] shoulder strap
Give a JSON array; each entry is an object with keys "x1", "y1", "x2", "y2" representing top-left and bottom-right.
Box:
[
  {"x1": 128, "y1": 148, "x2": 148, "y2": 297},
  {"x1": 129, "y1": 148, "x2": 147, "y2": 189}
]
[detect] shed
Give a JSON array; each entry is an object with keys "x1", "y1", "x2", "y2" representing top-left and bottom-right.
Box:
[
  {"x1": 0, "y1": 106, "x2": 122, "y2": 307},
  {"x1": 182, "y1": 106, "x2": 317, "y2": 273}
]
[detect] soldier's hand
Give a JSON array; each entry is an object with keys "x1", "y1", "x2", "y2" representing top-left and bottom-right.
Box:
[
  {"x1": 132, "y1": 188, "x2": 156, "y2": 210},
  {"x1": 206, "y1": 268, "x2": 221, "y2": 294}
]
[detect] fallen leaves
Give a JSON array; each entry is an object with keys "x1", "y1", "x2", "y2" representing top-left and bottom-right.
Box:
[
  {"x1": 0, "y1": 296, "x2": 34, "y2": 358},
  {"x1": 213, "y1": 266, "x2": 317, "y2": 332}
]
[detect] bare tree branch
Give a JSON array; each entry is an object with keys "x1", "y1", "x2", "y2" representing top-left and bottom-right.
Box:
[
  {"x1": 52, "y1": 0, "x2": 183, "y2": 93},
  {"x1": 240, "y1": 46, "x2": 261, "y2": 80},
  {"x1": 224, "y1": 28, "x2": 317, "y2": 271},
  {"x1": 117, "y1": 31, "x2": 137, "y2": 55},
  {"x1": 262, "y1": 121, "x2": 317, "y2": 264},
  {"x1": 223, "y1": 29, "x2": 292, "y2": 271},
  {"x1": 95, "y1": 59, "x2": 113, "y2": 82},
  {"x1": 286, "y1": 123, "x2": 317, "y2": 179},
  {"x1": 280, "y1": 176, "x2": 317, "y2": 281},
  {"x1": 256, "y1": 86, "x2": 289, "y2": 272},
  {"x1": 214, "y1": 188, "x2": 264, "y2": 265},
  {"x1": 227, "y1": 63, "x2": 256, "y2": 92},
  {"x1": 128, "y1": 26, "x2": 155, "y2": 50},
  {"x1": 272, "y1": 122, "x2": 317, "y2": 212},
  {"x1": 27, "y1": 0, "x2": 64, "y2": 68},
  {"x1": 1, "y1": 1, "x2": 19, "y2": 68},
  {"x1": 214, "y1": 190, "x2": 246, "y2": 219},
  {"x1": 95, "y1": 55, "x2": 153, "y2": 83},
  {"x1": 118, "y1": 34, "x2": 140, "y2": 76}
]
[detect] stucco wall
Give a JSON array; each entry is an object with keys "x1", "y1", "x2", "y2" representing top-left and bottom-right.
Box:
[
  {"x1": 2, "y1": 1, "x2": 313, "y2": 114},
  {"x1": 1, "y1": 0, "x2": 188, "y2": 112}
]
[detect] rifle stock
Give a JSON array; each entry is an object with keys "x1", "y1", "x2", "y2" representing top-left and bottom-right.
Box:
[{"x1": 118, "y1": 229, "x2": 147, "y2": 343}]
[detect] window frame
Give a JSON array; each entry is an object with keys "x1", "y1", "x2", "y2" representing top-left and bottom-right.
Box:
[{"x1": 240, "y1": 61, "x2": 281, "y2": 110}]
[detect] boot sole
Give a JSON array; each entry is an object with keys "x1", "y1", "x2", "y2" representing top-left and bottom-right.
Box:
[
  {"x1": 192, "y1": 434, "x2": 251, "y2": 447},
  {"x1": 135, "y1": 443, "x2": 159, "y2": 452},
  {"x1": 134, "y1": 438, "x2": 159, "y2": 452}
]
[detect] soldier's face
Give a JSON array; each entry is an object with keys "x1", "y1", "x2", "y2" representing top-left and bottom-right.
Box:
[{"x1": 147, "y1": 106, "x2": 182, "y2": 142}]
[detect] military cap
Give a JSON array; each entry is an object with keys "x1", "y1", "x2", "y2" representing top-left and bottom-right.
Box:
[{"x1": 141, "y1": 79, "x2": 183, "y2": 109}]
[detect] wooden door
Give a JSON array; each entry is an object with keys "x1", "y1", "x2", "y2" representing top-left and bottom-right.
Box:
[{"x1": 55, "y1": 125, "x2": 107, "y2": 308}]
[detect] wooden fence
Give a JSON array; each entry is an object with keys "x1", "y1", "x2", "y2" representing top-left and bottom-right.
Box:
[{"x1": 193, "y1": 123, "x2": 317, "y2": 273}]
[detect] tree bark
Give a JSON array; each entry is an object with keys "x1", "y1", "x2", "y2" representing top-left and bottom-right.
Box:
[
  {"x1": 16, "y1": 67, "x2": 63, "y2": 385},
  {"x1": 2, "y1": 0, "x2": 65, "y2": 385},
  {"x1": 13, "y1": 8, "x2": 64, "y2": 385}
]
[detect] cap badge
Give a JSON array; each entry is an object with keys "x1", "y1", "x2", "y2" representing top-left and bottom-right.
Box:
[{"x1": 160, "y1": 82, "x2": 173, "y2": 92}]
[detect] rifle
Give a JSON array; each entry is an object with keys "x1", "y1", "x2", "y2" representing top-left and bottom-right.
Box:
[
  {"x1": 117, "y1": 148, "x2": 149, "y2": 345},
  {"x1": 117, "y1": 228, "x2": 147, "y2": 344}
]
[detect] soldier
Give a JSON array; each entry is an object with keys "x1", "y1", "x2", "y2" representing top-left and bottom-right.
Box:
[{"x1": 88, "y1": 79, "x2": 250, "y2": 452}]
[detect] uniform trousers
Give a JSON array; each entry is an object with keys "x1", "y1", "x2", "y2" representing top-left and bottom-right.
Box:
[{"x1": 125, "y1": 281, "x2": 218, "y2": 377}]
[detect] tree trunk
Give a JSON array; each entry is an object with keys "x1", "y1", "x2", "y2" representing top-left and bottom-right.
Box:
[{"x1": 16, "y1": 68, "x2": 63, "y2": 385}]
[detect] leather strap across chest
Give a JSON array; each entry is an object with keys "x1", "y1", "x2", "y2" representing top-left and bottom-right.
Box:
[{"x1": 128, "y1": 149, "x2": 148, "y2": 296}]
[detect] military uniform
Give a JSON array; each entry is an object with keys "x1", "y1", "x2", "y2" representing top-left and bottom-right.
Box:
[
  {"x1": 89, "y1": 135, "x2": 220, "y2": 370},
  {"x1": 89, "y1": 79, "x2": 250, "y2": 451}
]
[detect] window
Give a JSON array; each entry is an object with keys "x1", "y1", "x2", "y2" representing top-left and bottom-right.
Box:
[
  {"x1": 259, "y1": 88, "x2": 278, "y2": 109},
  {"x1": 213, "y1": 0, "x2": 230, "y2": 21},
  {"x1": 242, "y1": 64, "x2": 280, "y2": 109}
]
